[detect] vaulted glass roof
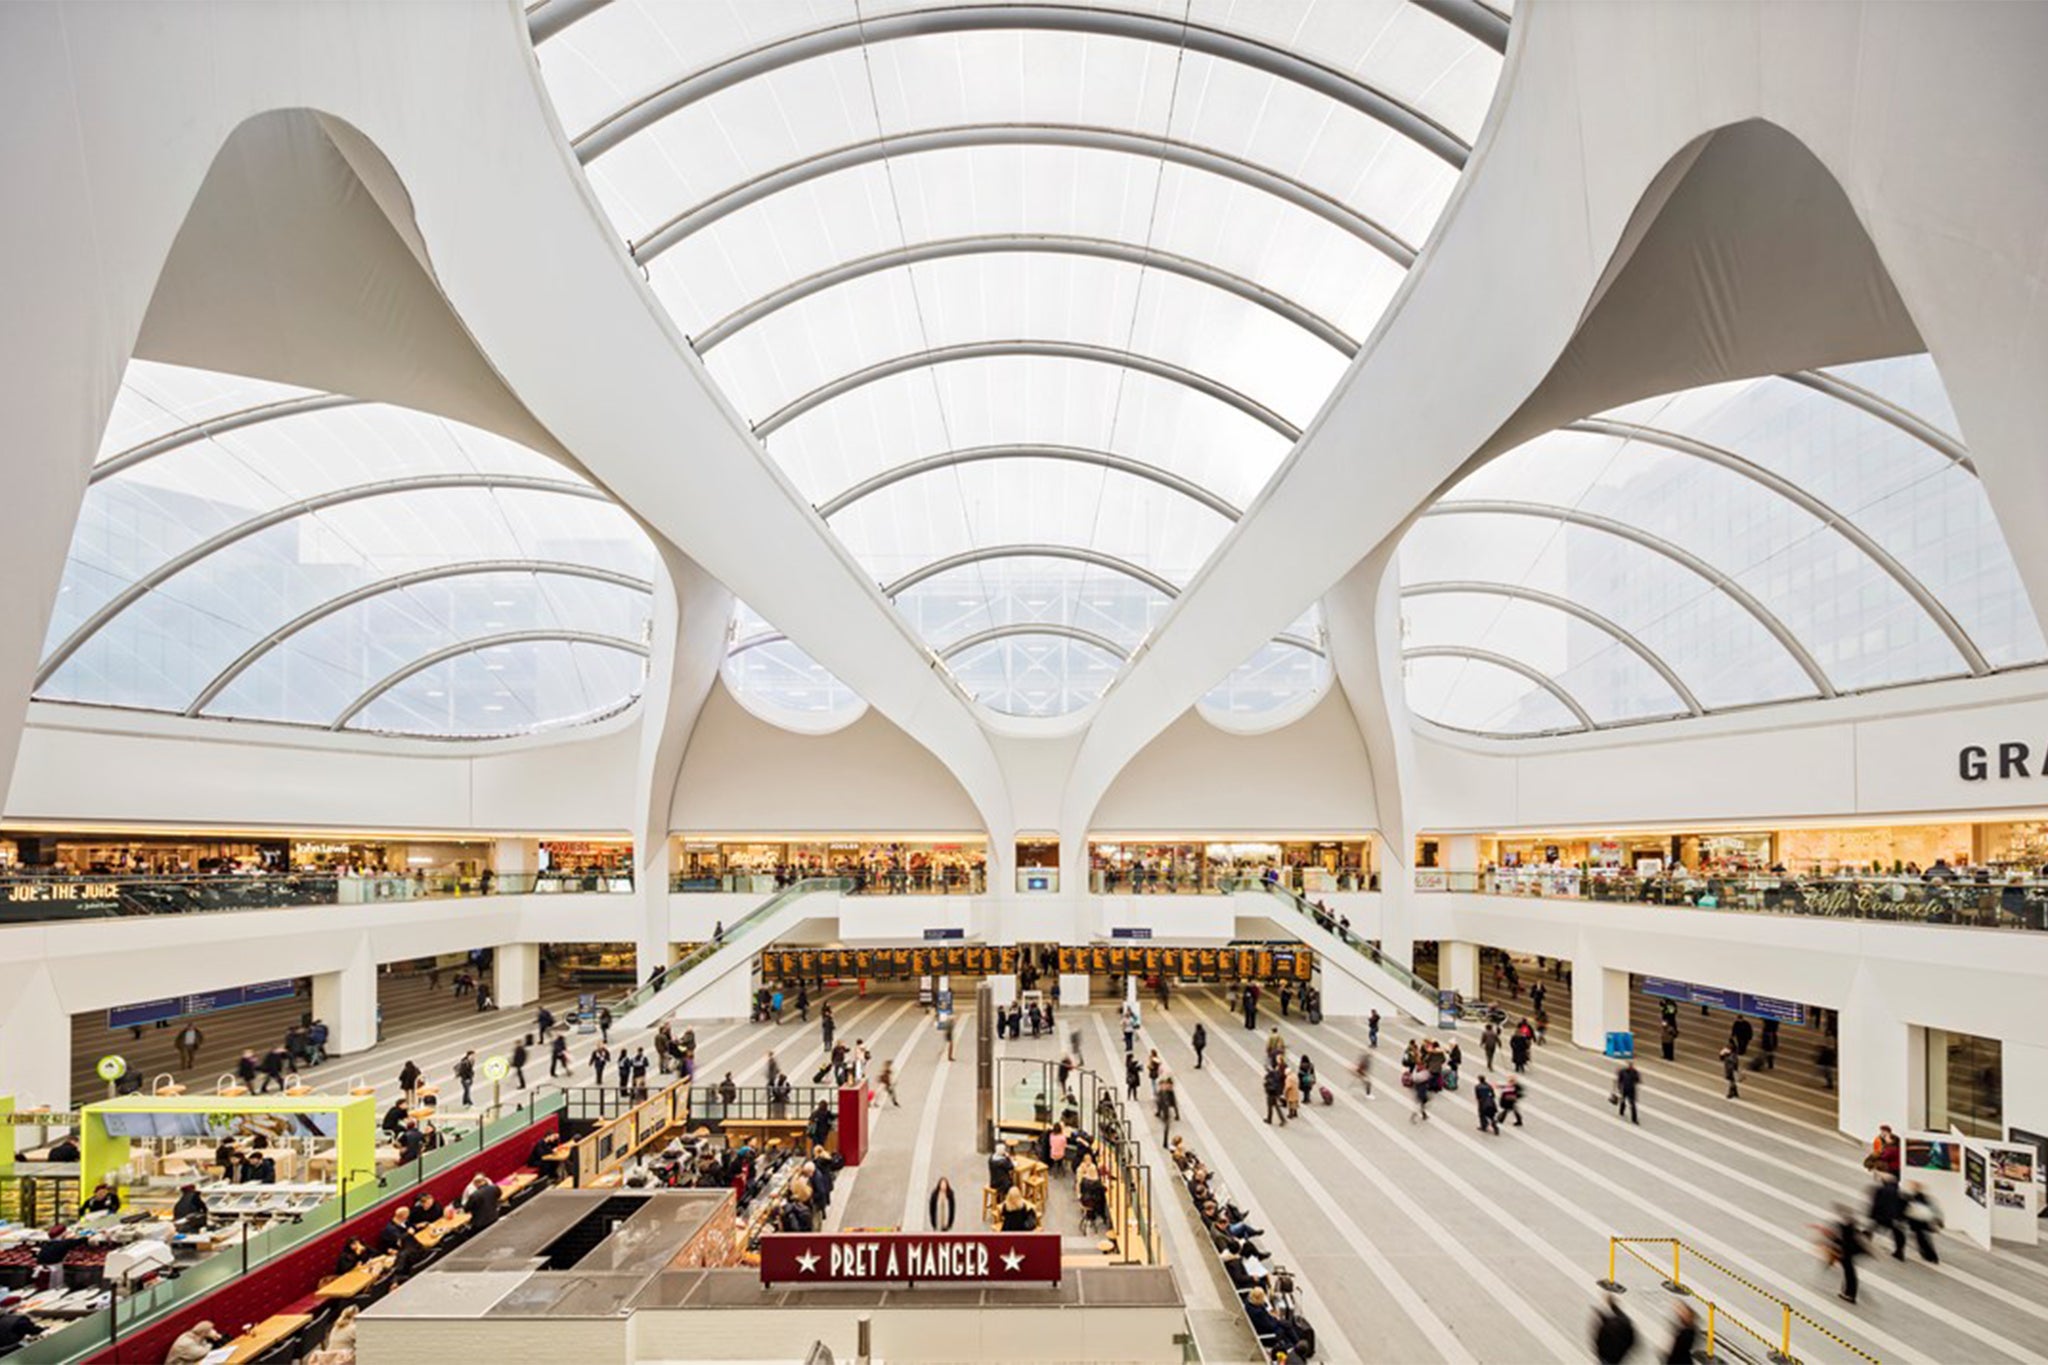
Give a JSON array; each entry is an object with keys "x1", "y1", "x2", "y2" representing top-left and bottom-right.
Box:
[
  {"x1": 38, "y1": 361, "x2": 657, "y2": 739},
  {"x1": 536, "y1": 0, "x2": 1504, "y2": 717},
  {"x1": 1398, "y1": 354, "x2": 2048, "y2": 737}
]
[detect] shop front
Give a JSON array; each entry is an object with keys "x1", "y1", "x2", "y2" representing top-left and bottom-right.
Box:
[
  {"x1": 670, "y1": 837, "x2": 987, "y2": 894},
  {"x1": 1088, "y1": 838, "x2": 1373, "y2": 894}
]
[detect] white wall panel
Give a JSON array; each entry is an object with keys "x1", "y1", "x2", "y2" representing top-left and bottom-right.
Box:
[
  {"x1": 1091, "y1": 689, "x2": 1376, "y2": 834},
  {"x1": 671, "y1": 685, "x2": 983, "y2": 835}
]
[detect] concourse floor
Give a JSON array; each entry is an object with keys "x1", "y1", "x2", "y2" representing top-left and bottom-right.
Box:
[{"x1": 67, "y1": 971, "x2": 2048, "y2": 1363}]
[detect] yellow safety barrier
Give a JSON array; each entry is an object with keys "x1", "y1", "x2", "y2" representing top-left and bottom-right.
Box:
[{"x1": 1599, "y1": 1236, "x2": 1881, "y2": 1365}]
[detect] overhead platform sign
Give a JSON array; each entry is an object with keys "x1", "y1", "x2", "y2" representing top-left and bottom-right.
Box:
[
  {"x1": 759, "y1": 1232, "x2": 1061, "y2": 1286},
  {"x1": 1641, "y1": 976, "x2": 1805, "y2": 1024}
]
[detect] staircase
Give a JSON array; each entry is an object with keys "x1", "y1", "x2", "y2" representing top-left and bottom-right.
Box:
[
  {"x1": 1223, "y1": 878, "x2": 1441, "y2": 1022},
  {"x1": 614, "y1": 877, "x2": 851, "y2": 1029}
]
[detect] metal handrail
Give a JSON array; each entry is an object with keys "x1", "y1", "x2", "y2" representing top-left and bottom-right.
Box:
[
  {"x1": 611, "y1": 876, "x2": 854, "y2": 1016},
  {"x1": 1220, "y1": 877, "x2": 1435, "y2": 998}
]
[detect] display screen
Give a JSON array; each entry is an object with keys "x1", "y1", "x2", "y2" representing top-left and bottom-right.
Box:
[{"x1": 99, "y1": 1110, "x2": 343, "y2": 1139}]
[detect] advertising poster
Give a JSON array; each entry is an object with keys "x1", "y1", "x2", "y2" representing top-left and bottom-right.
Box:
[
  {"x1": 1905, "y1": 1138, "x2": 1959, "y2": 1173},
  {"x1": 1967, "y1": 1147, "x2": 1988, "y2": 1207},
  {"x1": 1990, "y1": 1146, "x2": 2035, "y2": 1210}
]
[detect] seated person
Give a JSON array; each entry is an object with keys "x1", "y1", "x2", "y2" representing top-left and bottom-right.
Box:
[
  {"x1": 777, "y1": 1197, "x2": 813, "y2": 1233},
  {"x1": 999, "y1": 1188, "x2": 1038, "y2": 1232},
  {"x1": 528, "y1": 1131, "x2": 562, "y2": 1167},
  {"x1": 163, "y1": 1320, "x2": 223, "y2": 1365},
  {"x1": 411, "y1": 1191, "x2": 441, "y2": 1225},
  {"x1": 171, "y1": 1185, "x2": 208, "y2": 1233},
  {"x1": 396, "y1": 1121, "x2": 425, "y2": 1165},
  {"x1": 45, "y1": 1135, "x2": 78, "y2": 1164},
  {"x1": 1219, "y1": 1252, "x2": 1267, "y2": 1294},
  {"x1": 80, "y1": 1182, "x2": 121, "y2": 1215},
  {"x1": 334, "y1": 1237, "x2": 374, "y2": 1277},
  {"x1": 213, "y1": 1138, "x2": 240, "y2": 1178},
  {"x1": 463, "y1": 1175, "x2": 503, "y2": 1231},
  {"x1": 1244, "y1": 1287, "x2": 1299, "y2": 1353},
  {"x1": 0, "y1": 1292, "x2": 42, "y2": 1352},
  {"x1": 381, "y1": 1100, "x2": 410, "y2": 1136}
]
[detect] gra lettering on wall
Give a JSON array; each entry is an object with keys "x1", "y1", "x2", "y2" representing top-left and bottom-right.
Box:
[
  {"x1": 757, "y1": 1232, "x2": 1061, "y2": 1286},
  {"x1": 1958, "y1": 743, "x2": 2048, "y2": 781}
]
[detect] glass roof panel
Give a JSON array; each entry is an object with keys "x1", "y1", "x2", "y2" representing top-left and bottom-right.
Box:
[
  {"x1": 539, "y1": 0, "x2": 1505, "y2": 721},
  {"x1": 947, "y1": 632, "x2": 1125, "y2": 717},
  {"x1": 893, "y1": 556, "x2": 1173, "y2": 653},
  {"x1": 768, "y1": 354, "x2": 1292, "y2": 508},
  {"x1": 40, "y1": 362, "x2": 656, "y2": 738},
  {"x1": 725, "y1": 601, "x2": 871, "y2": 732},
  {"x1": 1404, "y1": 653, "x2": 1579, "y2": 736},
  {"x1": 1199, "y1": 635, "x2": 1331, "y2": 728},
  {"x1": 346, "y1": 640, "x2": 645, "y2": 739},
  {"x1": 828, "y1": 459, "x2": 1231, "y2": 588},
  {"x1": 1400, "y1": 354, "x2": 2044, "y2": 737}
]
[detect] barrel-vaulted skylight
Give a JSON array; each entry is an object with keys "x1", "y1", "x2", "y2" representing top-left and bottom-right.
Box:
[
  {"x1": 1398, "y1": 354, "x2": 2048, "y2": 737},
  {"x1": 534, "y1": 0, "x2": 1506, "y2": 717},
  {"x1": 37, "y1": 361, "x2": 658, "y2": 739}
]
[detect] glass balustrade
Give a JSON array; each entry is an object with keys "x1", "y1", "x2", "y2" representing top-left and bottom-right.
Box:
[
  {"x1": 15, "y1": 1093, "x2": 564, "y2": 1364},
  {"x1": 1417, "y1": 867, "x2": 2048, "y2": 930},
  {"x1": 0, "y1": 869, "x2": 634, "y2": 925}
]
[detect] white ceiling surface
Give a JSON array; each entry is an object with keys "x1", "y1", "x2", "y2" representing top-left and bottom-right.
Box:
[{"x1": 537, "y1": 0, "x2": 1500, "y2": 717}]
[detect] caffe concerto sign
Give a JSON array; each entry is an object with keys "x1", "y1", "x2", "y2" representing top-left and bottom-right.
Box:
[{"x1": 758, "y1": 1232, "x2": 1061, "y2": 1287}]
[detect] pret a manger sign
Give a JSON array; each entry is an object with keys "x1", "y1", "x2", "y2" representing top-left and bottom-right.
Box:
[{"x1": 758, "y1": 1232, "x2": 1061, "y2": 1286}]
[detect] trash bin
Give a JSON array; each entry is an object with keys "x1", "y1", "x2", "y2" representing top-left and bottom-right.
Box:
[{"x1": 1604, "y1": 1031, "x2": 1634, "y2": 1058}]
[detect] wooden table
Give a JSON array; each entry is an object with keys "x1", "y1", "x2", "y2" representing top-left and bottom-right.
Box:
[
  {"x1": 496, "y1": 1171, "x2": 539, "y2": 1202},
  {"x1": 412, "y1": 1210, "x2": 471, "y2": 1251},
  {"x1": 315, "y1": 1255, "x2": 393, "y2": 1301},
  {"x1": 223, "y1": 1313, "x2": 311, "y2": 1364}
]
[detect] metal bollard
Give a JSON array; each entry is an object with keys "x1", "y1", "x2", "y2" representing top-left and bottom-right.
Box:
[{"x1": 857, "y1": 1313, "x2": 872, "y2": 1363}]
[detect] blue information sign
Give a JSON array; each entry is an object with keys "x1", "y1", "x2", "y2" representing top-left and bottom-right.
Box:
[
  {"x1": 108, "y1": 978, "x2": 299, "y2": 1030},
  {"x1": 1641, "y1": 976, "x2": 1804, "y2": 1024},
  {"x1": 923, "y1": 928, "x2": 965, "y2": 941},
  {"x1": 1110, "y1": 927, "x2": 1153, "y2": 940}
]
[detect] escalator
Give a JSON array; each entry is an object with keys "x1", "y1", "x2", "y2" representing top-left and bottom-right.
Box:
[
  {"x1": 614, "y1": 877, "x2": 851, "y2": 1029},
  {"x1": 1222, "y1": 878, "x2": 1440, "y2": 1022}
]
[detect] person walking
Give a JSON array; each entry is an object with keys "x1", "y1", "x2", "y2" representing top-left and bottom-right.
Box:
[
  {"x1": 591, "y1": 1044, "x2": 611, "y2": 1089},
  {"x1": 1263, "y1": 1059, "x2": 1288, "y2": 1126},
  {"x1": 1156, "y1": 1073, "x2": 1179, "y2": 1135},
  {"x1": 511, "y1": 1038, "x2": 529, "y2": 1090},
  {"x1": 1242, "y1": 983, "x2": 1258, "y2": 1032},
  {"x1": 1497, "y1": 1075, "x2": 1522, "y2": 1126},
  {"x1": 1760, "y1": 1018, "x2": 1780, "y2": 1072},
  {"x1": 1720, "y1": 1045, "x2": 1741, "y2": 1100},
  {"x1": 1282, "y1": 1063, "x2": 1302, "y2": 1119},
  {"x1": 1475, "y1": 1075, "x2": 1501, "y2": 1135},
  {"x1": 455, "y1": 1051, "x2": 477, "y2": 1107},
  {"x1": 1353, "y1": 1050, "x2": 1374, "y2": 1098},
  {"x1": 1903, "y1": 1182, "x2": 1943, "y2": 1263},
  {"x1": 549, "y1": 1033, "x2": 570, "y2": 1078},
  {"x1": 927, "y1": 1176, "x2": 956, "y2": 1231},
  {"x1": 1614, "y1": 1060, "x2": 1641, "y2": 1125},
  {"x1": 1730, "y1": 1015, "x2": 1753, "y2": 1058},
  {"x1": 1591, "y1": 1294, "x2": 1636, "y2": 1364},
  {"x1": 1663, "y1": 1304, "x2": 1698, "y2": 1365},
  {"x1": 1410, "y1": 1069, "x2": 1432, "y2": 1124},
  {"x1": 174, "y1": 1022, "x2": 203, "y2": 1071},
  {"x1": 1510, "y1": 1024, "x2": 1532, "y2": 1074},
  {"x1": 1192, "y1": 1022, "x2": 1207, "y2": 1069},
  {"x1": 537, "y1": 1004, "x2": 556, "y2": 1039},
  {"x1": 1480, "y1": 1022, "x2": 1499, "y2": 1072},
  {"x1": 796, "y1": 985, "x2": 810, "y2": 1022},
  {"x1": 1832, "y1": 1207, "x2": 1868, "y2": 1303},
  {"x1": 1660, "y1": 1018, "x2": 1678, "y2": 1062},
  {"x1": 1146, "y1": 1049, "x2": 1162, "y2": 1097},
  {"x1": 821, "y1": 1003, "x2": 836, "y2": 1049},
  {"x1": 398, "y1": 1059, "x2": 422, "y2": 1097},
  {"x1": 597, "y1": 1007, "x2": 613, "y2": 1044},
  {"x1": 1126, "y1": 1053, "x2": 1142, "y2": 1103},
  {"x1": 876, "y1": 1059, "x2": 899, "y2": 1107},
  {"x1": 1869, "y1": 1174, "x2": 1909, "y2": 1259},
  {"x1": 1367, "y1": 1009, "x2": 1380, "y2": 1048}
]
